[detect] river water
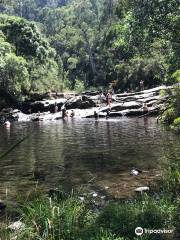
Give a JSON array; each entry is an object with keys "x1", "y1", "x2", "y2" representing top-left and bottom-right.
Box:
[{"x1": 0, "y1": 117, "x2": 179, "y2": 200}]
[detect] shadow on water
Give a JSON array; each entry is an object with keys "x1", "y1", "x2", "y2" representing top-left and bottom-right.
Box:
[{"x1": 0, "y1": 117, "x2": 179, "y2": 201}]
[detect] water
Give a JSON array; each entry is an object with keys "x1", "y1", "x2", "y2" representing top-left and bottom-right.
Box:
[{"x1": 0, "y1": 117, "x2": 179, "y2": 200}]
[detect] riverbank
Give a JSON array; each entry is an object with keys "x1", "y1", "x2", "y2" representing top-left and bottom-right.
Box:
[
  {"x1": 0, "y1": 158, "x2": 179, "y2": 240},
  {"x1": 0, "y1": 86, "x2": 173, "y2": 123}
]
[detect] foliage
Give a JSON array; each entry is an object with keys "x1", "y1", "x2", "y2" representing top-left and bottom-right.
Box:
[
  {"x1": 1, "y1": 0, "x2": 179, "y2": 95},
  {"x1": 172, "y1": 70, "x2": 180, "y2": 83},
  {"x1": 0, "y1": 14, "x2": 63, "y2": 104},
  {"x1": 161, "y1": 160, "x2": 180, "y2": 197},
  {"x1": 162, "y1": 86, "x2": 180, "y2": 125}
]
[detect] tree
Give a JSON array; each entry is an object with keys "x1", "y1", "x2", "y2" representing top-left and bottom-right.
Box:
[{"x1": 0, "y1": 53, "x2": 30, "y2": 98}]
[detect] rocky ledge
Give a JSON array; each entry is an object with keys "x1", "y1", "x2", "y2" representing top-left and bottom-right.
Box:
[{"x1": 0, "y1": 86, "x2": 172, "y2": 123}]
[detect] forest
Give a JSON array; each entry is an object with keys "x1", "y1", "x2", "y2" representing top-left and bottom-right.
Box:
[{"x1": 0, "y1": 0, "x2": 179, "y2": 105}]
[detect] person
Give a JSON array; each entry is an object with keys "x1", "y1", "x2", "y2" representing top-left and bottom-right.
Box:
[
  {"x1": 62, "y1": 107, "x2": 67, "y2": 118},
  {"x1": 94, "y1": 111, "x2": 98, "y2": 120},
  {"x1": 127, "y1": 88, "x2": 130, "y2": 93},
  {"x1": 65, "y1": 111, "x2": 69, "y2": 117},
  {"x1": 70, "y1": 110, "x2": 75, "y2": 118},
  {"x1": 54, "y1": 102, "x2": 58, "y2": 113},
  {"x1": 106, "y1": 108, "x2": 110, "y2": 119},
  {"x1": 4, "y1": 120, "x2": 11, "y2": 127},
  {"x1": 142, "y1": 102, "x2": 148, "y2": 112},
  {"x1": 99, "y1": 92, "x2": 105, "y2": 104},
  {"x1": 140, "y1": 80, "x2": 144, "y2": 91},
  {"x1": 106, "y1": 91, "x2": 112, "y2": 108}
]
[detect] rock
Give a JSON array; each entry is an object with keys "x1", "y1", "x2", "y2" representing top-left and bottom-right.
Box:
[
  {"x1": 22, "y1": 98, "x2": 66, "y2": 114},
  {"x1": 79, "y1": 196, "x2": 85, "y2": 202},
  {"x1": 91, "y1": 192, "x2": 98, "y2": 197},
  {"x1": 64, "y1": 96, "x2": 96, "y2": 109},
  {"x1": 135, "y1": 187, "x2": 150, "y2": 193},
  {"x1": 131, "y1": 168, "x2": 143, "y2": 176},
  {"x1": 0, "y1": 85, "x2": 174, "y2": 122},
  {"x1": 131, "y1": 169, "x2": 139, "y2": 176},
  {"x1": 82, "y1": 91, "x2": 100, "y2": 96},
  {"x1": 8, "y1": 221, "x2": 25, "y2": 231},
  {"x1": 1, "y1": 108, "x2": 13, "y2": 114},
  {"x1": 101, "y1": 196, "x2": 106, "y2": 199}
]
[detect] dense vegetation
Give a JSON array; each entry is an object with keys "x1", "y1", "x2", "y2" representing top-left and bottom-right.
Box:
[
  {"x1": 0, "y1": 0, "x2": 179, "y2": 106},
  {"x1": 161, "y1": 85, "x2": 180, "y2": 130}
]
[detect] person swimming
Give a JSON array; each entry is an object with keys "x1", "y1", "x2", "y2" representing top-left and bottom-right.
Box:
[
  {"x1": 106, "y1": 108, "x2": 110, "y2": 119},
  {"x1": 4, "y1": 120, "x2": 11, "y2": 127},
  {"x1": 142, "y1": 102, "x2": 148, "y2": 112},
  {"x1": 70, "y1": 110, "x2": 75, "y2": 118}
]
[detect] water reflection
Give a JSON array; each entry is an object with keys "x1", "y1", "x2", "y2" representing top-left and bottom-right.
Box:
[{"x1": 0, "y1": 117, "x2": 179, "y2": 200}]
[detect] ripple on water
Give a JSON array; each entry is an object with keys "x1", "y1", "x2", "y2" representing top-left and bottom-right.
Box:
[{"x1": 0, "y1": 117, "x2": 179, "y2": 200}]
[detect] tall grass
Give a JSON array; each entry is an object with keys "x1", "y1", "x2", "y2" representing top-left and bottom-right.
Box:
[{"x1": 0, "y1": 137, "x2": 179, "y2": 240}]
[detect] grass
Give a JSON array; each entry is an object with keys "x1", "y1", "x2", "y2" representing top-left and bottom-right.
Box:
[{"x1": 1, "y1": 159, "x2": 179, "y2": 240}]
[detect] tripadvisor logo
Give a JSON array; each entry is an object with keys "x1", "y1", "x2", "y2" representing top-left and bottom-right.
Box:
[
  {"x1": 135, "y1": 227, "x2": 174, "y2": 236},
  {"x1": 135, "y1": 227, "x2": 143, "y2": 236}
]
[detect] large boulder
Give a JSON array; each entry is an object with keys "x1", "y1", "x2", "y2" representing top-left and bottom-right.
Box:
[
  {"x1": 64, "y1": 96, "x2": 96, "y2": 109},
  {"x1": 22, "y1": 99, "x2": 66, "y2": 113},
  {"x1": 0, "y1": 108, "x2": 20, "y2": 123}
]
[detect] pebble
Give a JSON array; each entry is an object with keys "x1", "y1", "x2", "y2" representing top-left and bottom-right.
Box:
[
  {"x1": 101, "y1": 196, "x2": 106, "y2": 199},
  {"x1": 135, "y1": 187, "x2": 150, "y2": 193},
  {"x1": 131, "y1": 169, "x2": 139, "y2": 176},
  {"x1": 8, "y1": 221, "x2": 25, "y2": 231},
  {"x1": 79, "y1": 197, "x2": 85, "y2": 202},
  {"x1": 92, "y1": 192, "x2": 98, "y2": 197}
]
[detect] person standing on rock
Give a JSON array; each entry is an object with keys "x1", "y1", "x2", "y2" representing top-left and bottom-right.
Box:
[
  {"x1": 106, "y1": 91, "x2": 112, "y2": 109},
  {"x1": 140, "y1": 80, "x2": 144, "y2": 91},
  {"x1": 54, "y1": 102, "x2": 58, "y2": 113}
]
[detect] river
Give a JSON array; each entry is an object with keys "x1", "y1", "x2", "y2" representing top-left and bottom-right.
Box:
[{"x1": 0, "y1": 117, "x2": 179, "y2": 201}]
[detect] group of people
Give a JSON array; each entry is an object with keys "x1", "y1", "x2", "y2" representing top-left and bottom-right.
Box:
[
  {"x1": 54, "y1": 102, "x2": 75, "y2": 119},
  {"x1": 124, "y1": 80, "x2": 145, "y2": 93},
  {"x1": 38, "y1": 81, "x2": 147, "y2": 121},
  {"x1": 62, "y1": 108, "x2": 75, "y2": 119},
  {"x1": 94, "y1": 90, "x2": 113, "y2": 120},
  {"x1": 99, "y1": 90, "x2": 113, "y2": 108}
]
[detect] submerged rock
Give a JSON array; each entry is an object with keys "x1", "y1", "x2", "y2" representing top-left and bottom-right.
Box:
[
  {"x1": 131, "y1": 169, "x2": 139, "y2": 176},
  {"x1": 130, "y1": 168, "x2": 143, "y2": 176},
  {"x1": 134, "y1": 186, "x2": 150, "y2": 193}
]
